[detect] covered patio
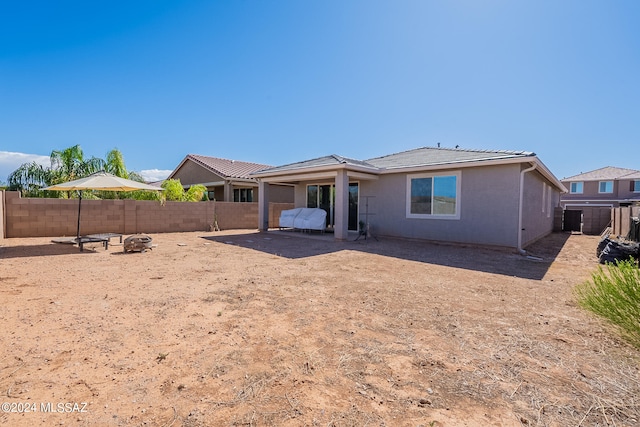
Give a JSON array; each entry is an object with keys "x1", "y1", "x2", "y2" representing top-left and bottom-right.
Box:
[{"x1": 252, "y1": 155, "x2": 379, "y2": 241}]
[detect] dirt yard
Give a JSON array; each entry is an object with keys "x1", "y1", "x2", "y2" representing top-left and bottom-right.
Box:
[{"x1": 1, "y1": 230, "x2": 639, "y2": 426}]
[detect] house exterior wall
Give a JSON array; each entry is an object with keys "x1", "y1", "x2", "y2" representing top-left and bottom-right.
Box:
[
  {"x1": 280, "y1": 164, "x2": 557, "y2": 248},
  {"x1": 171, "y1": 159, "x2": 293, "y2": 203},
  {"x1": 618, "y1": 179, "x2": 640, "y2": 201},
  {"x1": 359, "y1": 164, "x2": 524, "y2": 248},
  {"x1": 268, "y1": 184, "x2": 295, "y2": 203},
  {"x1": 172, "y1": 160, "x2": 225, "y2": 186},
  {"x1": 560, "y1": 179, "x2": 632, "y2": 207},
  {"x1": 520, "y1": 169, "x2": 560, "y2": 247}
]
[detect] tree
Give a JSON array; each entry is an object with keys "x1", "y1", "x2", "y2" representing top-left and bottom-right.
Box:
[
  {"x1": 49, "y1": 145, "x2": 104, "y2": 186},
  {"x1": 7, "y1": 145, "x2": 152, "y2": 199},
  {"x1": 7, "y1": 161, "x2": 53, "y2": 198},
  {"x1": 161, "y1": 179, "x2": 207, "y2": 202}
]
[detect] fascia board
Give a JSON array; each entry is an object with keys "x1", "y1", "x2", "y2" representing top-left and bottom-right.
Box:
[
  {"x1": 347, "y1": 171, "x2": 379, "y2": 180},
  {"x1": 253, "y1": 163, "x2": 378, "y2": 180},
  {"x1": 167, "y1": 156, "x2": 190, "y2": 180},
  {"x1": 378, "y1": 156, "x2": 567, "y2": 193},
  {"x1": 193, "y1": 180, "x2": 225, "y2": 187},
  {"x1": 259, "y1": 171, "x2": 338, "y2": 183}
]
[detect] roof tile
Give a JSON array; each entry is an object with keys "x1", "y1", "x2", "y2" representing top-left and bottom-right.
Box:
[
  {"x1": 562, "y1": 166, "x2": 640, "y2": 182},
  {"x1": 187, "y1": 154, "x2": 271, "y2": 179}
]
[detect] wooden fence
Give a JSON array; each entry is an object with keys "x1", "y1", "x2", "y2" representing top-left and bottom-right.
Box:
[
  {"x1": 0, "y1": 190, "x2": 293, "y2": 239},
  {"x1": 610, "y1": 206, "x2": 640, "y2": 238}
]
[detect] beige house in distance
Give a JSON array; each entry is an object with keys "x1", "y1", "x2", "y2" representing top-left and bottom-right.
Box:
[
  {"x1": 168, "y1": 154, "x2": 293, "y2": 203},
  {"x1": 560, "y1": 166, "x2": 640, "y2": 234}
]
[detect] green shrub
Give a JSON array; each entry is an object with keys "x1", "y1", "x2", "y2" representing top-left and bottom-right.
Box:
[{"x1": 574, "y1": 259, "x2": 640, "y2": 348}]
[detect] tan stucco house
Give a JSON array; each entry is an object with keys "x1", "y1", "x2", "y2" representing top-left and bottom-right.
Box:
[
  {"x1": 252, "y1": 146, "x2": 566, "y2": 250},
  {"x1": 168, "y1": 154, "x2": 293, "y2": 203}
]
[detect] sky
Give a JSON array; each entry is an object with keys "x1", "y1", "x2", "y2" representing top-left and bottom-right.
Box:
[{"x1": 1, "y1": 0, "x2": 639, "y2": 184}]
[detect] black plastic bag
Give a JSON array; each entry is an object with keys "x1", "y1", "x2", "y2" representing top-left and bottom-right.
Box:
[{"x1": 599, "y1": 239, "x2": 640, "y2": 264}]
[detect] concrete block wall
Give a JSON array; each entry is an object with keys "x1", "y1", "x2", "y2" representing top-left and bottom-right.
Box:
[
  {"x1": 269, "y1": 203, "x2": 294, "y2": 228},
  {"x1": 1, "y1": 191, "x2": 295, "y2": 238}
]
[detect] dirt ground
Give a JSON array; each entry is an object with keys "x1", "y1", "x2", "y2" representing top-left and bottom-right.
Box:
[{"x1": 1, "y1": 229, "x2": 639, "y2": 426}]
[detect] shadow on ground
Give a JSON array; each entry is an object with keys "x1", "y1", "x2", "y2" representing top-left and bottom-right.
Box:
[
  {"x1": 0, "y1": 242, "x2": 96, "y2": 259},
  {"x1": 202, "y1": 231, "x2": 573, "y2": 280}
]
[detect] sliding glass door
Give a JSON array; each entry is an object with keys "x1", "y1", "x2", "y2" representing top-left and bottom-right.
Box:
[{"x1": 306, "y1": 182, "x2": 358, "y2": 230}]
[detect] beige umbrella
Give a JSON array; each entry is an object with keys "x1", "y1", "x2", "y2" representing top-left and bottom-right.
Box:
[{"x1": 43, "y1": 171, "x2": 164, "y2": 239}]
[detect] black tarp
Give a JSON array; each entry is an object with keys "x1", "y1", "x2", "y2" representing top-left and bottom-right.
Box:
[
  {"x1": 597, "y1": 236, "x2": 640, "y2": 264},
  {"x1": 627, "y1": 217, "x2": 640, "y2": 242}
]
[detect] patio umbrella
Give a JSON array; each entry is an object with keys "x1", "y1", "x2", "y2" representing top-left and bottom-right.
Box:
[{"x1": 42, "y1": 171, "x2": 164, "y2": 240}]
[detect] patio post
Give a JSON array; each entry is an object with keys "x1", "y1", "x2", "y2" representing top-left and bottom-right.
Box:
[
  {"x1": 258, "y1": 180, "x2": 270, "y2": 231},
  {"x1": 334, "y1": 170, "x2": 349, "y2": 240}
]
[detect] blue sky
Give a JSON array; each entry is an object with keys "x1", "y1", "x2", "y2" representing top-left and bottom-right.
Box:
[{"x1": 1, "y1": 0, "x2": 639, "y2": 183}]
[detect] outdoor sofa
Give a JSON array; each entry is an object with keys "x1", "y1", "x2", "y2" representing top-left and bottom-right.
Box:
[{"x1": 279, "y1": 208, "x2": 327, "y2": 232}]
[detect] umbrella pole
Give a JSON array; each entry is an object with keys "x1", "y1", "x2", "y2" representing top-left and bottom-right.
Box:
[{"x1": 76, "y1": 190, "x2": 83, "y2": 240}]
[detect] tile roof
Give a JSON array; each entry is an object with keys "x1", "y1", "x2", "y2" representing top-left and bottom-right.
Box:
[
  {"x1": 562, "y1": 166, "x2": 640, "y2": 182},
  {"x1": 186, "y1": 154, "x2": 272, "y2": 179},
  {"x1": 253, "y1": 154, "x2": 378, "y2": 174},
  {"x1": 253, "y1": 146, "x2": 537, "y2": 176},
  {"x1": 365, "y1": 146, "x2": 535, "y2": 169}
]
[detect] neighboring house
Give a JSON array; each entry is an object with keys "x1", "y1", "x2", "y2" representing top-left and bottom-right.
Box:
[
  {"x1": 560, "y1": 166, "x2": 640, "y2": 234},
  {"x1": 252, "y1": 146, "x2": 565, "y2": 250},
  {"x1": 168, "y1": 154, "x2": 293, "y2": 203}
]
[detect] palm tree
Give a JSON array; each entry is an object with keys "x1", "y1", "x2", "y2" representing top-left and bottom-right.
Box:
[
  {"x1": 7, "y1": 145, "x2": 142, "y2": 198},
  {"x1": 104, "y1": 148, "x2": 127, "y2": 178},
  {"x1": 49, "y1": 145, "x2": 105, "y2": 198},
  {"x1": 7, "y1": 161, "x2": 52, "y2": 197}
]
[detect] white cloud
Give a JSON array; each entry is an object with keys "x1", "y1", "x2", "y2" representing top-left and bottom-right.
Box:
[
  {"x1": 0, "y1": 151, "x2": 50, "y2": 183},
  {"x1": 0, "y1": 151, "x2": 172, "y2": 184},
  {"x1": 138, "y1": 169, "x2": 172, "y2": 183}
]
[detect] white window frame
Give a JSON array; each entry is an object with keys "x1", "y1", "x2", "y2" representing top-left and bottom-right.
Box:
[
  {"x1": 406, "y1": 171, "x2": 461, "y2": 220},
  {"x1": 570, "y1": 182, "x2": 583, "y2": 194},
  {"x1": 598, "y1": 181, "x2": 613, "y2": 194}
]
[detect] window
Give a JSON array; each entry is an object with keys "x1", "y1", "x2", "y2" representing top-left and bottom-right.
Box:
[
  {"x1": 406, "y1": 172, "x2": 460, "y2": 219},
  {"x1": 233, "y1": 188, "x2": 253, "y2": 202},
  {"x1": 307, "y1": 185, "x2": 318, "y2": 208},
  {"x1": 598, "y1": 181, "x2": 613, "y2": 193},
  {"x1": 570, "y1": 182, "x2": 583, "y2": 194},
  {"x1": 632, "y1": 180, "x2": 640, "y2": 193}
]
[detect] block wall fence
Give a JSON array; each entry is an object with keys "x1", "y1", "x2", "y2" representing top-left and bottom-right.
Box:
[{"x1": 0, "y1": 191, "x2": 293, "y2": 238}]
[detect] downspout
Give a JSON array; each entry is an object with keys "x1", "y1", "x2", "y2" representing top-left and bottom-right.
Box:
[{"x1": 518, "y1": 163, "x2": 537, "y2": 254}]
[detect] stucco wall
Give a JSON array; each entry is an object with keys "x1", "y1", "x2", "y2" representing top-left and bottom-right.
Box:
[
  {"x1": 520, "y1": 168, "x2": 559, "y2": 247},
  {"x1": 172, "y1": 160, "x2": 223, "y2": 186},
  {"x1": 358, "y1": 164, "x2": 523, "y2": 247},
  {"x1": 2, "y1": 191, "x2": 293, "y2": 238},
  {"x1": 618, "y1": 179, "x2": 640, "y2": 200}
]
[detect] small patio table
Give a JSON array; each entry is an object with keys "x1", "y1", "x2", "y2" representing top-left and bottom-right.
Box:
[{"x1": 77, "y1": 233, "x2": 123, "y2": 251}]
